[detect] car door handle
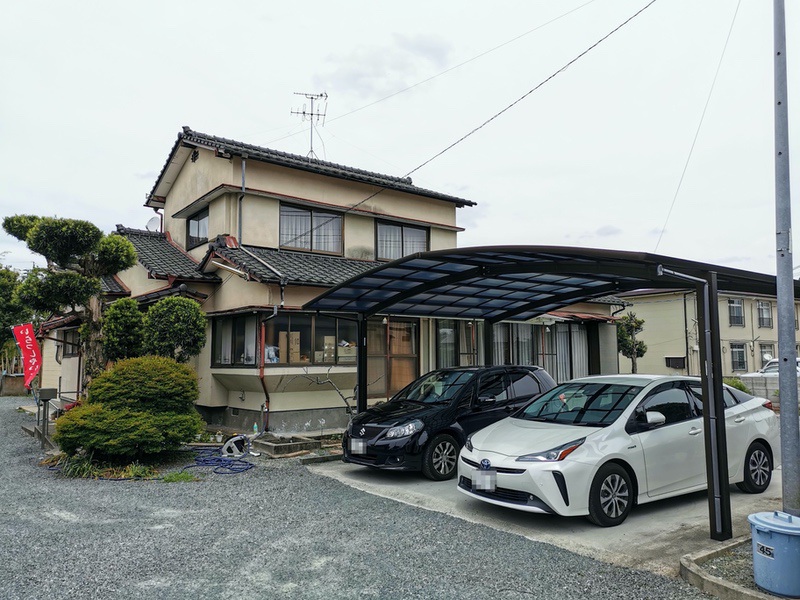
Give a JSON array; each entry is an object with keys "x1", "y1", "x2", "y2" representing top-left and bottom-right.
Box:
[
  {"x1": 689, "y1": 427, "x2": 703, "y2": 436},
  {"x1": 734, "y1": 416, "x2": 746, "y2": 423}
]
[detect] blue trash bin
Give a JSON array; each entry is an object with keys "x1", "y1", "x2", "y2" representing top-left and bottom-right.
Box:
[{"x1": 749, "y1": 511, "x2": 800, "y2": 598}]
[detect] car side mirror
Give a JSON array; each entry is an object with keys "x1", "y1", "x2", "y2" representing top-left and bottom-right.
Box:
[{"x1": 645, "y1": 411, "x2": 666, "y2": 426}]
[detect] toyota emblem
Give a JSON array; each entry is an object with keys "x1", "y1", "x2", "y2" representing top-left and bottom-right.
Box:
[
  {"x1": 359, "y1": 427, "x2": 366, "y2": 436},
  {"x1": 480, "y1": 458, "x2": 491, "y2": 470}
]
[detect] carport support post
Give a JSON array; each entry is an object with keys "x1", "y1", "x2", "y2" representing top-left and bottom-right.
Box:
[
  {"x1": 356, "y1": 314, "x2": 368, "y2": 414},
  {"x1": 483, "y1": 321, "x2": 495, "y2": 366},
  {"x1": 696, "y1": 272, "x2": 732, "y2": 541}
]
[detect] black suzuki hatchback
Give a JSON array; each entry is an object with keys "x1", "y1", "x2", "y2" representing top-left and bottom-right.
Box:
[{"x1": 342, "y1": 365, "x2": 556, "y2": 480}]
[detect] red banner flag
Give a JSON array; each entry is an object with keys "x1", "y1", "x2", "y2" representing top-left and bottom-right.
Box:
[{"x1": 12, "y1": 324, "x2": 42, "y2": 389}]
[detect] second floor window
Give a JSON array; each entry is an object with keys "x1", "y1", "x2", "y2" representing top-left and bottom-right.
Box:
[
  {"x1": 187, "y1": 208, "x2": 209, "y2": 249},
  {"x1": 279, "y1": 205, "x2": 342, "y2": 254},
  {"x1": 728, "y1": 298, "x2": 744, "y2": 327},
  {"x1": 757, "y1": 301, "x2": 773, "y2": 328},
  {"x1": 376, "y1": 222, "x2": 427, "y2": 260}
]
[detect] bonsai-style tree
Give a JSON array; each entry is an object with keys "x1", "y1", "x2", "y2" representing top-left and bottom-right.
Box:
[
  {"x1": 103, "y1": 298, "x2": 144, "y2": 362},
  {"x1": 617, "y1": 312, "x2": 647, "y2": 374},
  {"x1": 143, "y1": 296, "x2": 207, "y2": 363},
  {"x1": 0, "y1": 265, "x2": 33, "y2": 346},
  {"x1": 2, "y1": 215, "x2": 137, "y2": 383}
]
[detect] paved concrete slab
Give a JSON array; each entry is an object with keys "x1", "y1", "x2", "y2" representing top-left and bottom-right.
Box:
[{"x1": 308, "y1": 461, "x2": 783, "y2": 578}]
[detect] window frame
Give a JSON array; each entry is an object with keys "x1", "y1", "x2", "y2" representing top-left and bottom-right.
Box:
[
  {"x1": 187, "y1": 207, "x2": 209, "y2": 250},
  {"x1": 728, "y1": 298, "x2": 745, "y2": 327},
  {"x1": 375, "y1": 221, "x2": 429, "y2": 261},
  {"x1": 757, "y1": 300, "x2": 773, "y2": 328},
  {"x1": 279, "y1": 204, "x2": 343, "y2": 255},
  {"x1": 730, "y1": 342, "x2": 747, "y2": 372},
  {"x1": 62, "y1": 328, "x2": 81, "y2": 358}
]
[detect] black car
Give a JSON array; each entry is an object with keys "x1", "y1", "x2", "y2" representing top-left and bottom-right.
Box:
[{"x1": 342, "y1": 365, "x2": 556, "y2": 480}]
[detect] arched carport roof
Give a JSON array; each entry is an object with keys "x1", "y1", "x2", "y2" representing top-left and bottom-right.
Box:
[
  {"x1": 304, "y1": 245, "x2": 787, "y2": 319},
  {"x1": 304, "y1": 245, "x2": 796, "y2": 542}
]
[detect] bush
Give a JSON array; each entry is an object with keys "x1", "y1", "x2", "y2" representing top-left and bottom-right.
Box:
[
  {"x1": 724, "y1": 377, "x2": 751, "y2": 394},
  {"x1": 87, "y1": 356, "x2": 198, "y2": 413},
  {"x1": 54, "y1": 356, "x2": 205, "y2": 460},
  {"x1": 103, "y1": 298, "x2": 144, "y2": 361},
  {"x1": 143, "y1": 297, "x2": 207, "y2": 363}
]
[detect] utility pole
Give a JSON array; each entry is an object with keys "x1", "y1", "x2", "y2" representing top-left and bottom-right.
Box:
[
  {"x1": 291, "y1": 92, "x2": 328, "y2": 159},
  {"x1": 773, "y1": 0, "x2": 799, "y2": 516}
]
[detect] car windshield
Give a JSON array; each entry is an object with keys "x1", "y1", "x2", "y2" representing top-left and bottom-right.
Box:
[
  {"x1": 393, "y1": 370, "x2": 476, "y2": 405},
  {"x1": 517, "y1": 381, "x2": 643, "y2": 426}
]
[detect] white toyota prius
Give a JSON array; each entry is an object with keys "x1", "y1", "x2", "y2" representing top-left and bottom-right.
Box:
[{"x1": 457, "y1": 375, "x2": 780, "y2": 526}]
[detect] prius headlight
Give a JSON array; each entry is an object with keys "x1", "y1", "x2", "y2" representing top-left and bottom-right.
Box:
[
  {"x1": 516, "y1": 438, "x2": 585, "y2": 462},
  {"x1": 385, "y1": 419, "x2": 424, "y2": 439},
  {"x1": 465, "y1": 434, "x2": 474, "y2": 452}
]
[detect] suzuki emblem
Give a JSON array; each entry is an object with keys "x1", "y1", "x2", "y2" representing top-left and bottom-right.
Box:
[
  {"x1": 480, "y1": 459, "x2": 491, "y2": 470},
  {"x1": 359, "y1": 427, "x2": 366, "y2": 436}
]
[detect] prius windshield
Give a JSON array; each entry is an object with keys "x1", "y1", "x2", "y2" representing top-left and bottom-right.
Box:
[
  {"x1": 393, "y1": 370, "x2": 476, "y2": 405},
  {"x1": 518, "y1": 382, "x2": 643, "y2": 426}
]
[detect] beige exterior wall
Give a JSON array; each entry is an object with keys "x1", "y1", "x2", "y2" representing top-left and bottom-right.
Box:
[
  {"x1": 38, "y1": 337, "x2": 61, "y2": 390},
  {"x1": 116, "y1": 263, "x2": 174, "y2": 296},
  {"x1": 621, "y1": 291, "x2": 796, "y2": 377}
]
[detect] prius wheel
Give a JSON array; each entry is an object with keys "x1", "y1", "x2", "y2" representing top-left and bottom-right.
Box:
[
  {"x1": 422, "y1": 434, "x2": 459, "y2": 481},
  {"x1": 588, "y1": 463, "x2": 633, "y2": 527},
  {"x1": 737, "y1": 442, "x2": 772, "y2": 494}
]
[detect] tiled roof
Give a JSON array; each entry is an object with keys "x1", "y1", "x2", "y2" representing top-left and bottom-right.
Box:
[
  {"x1": 208, "y1": 240, "x2": 378, "y2": 287},
  {"x1": 116, "y1": 226, "x2": 219, "y2": 282},
  {"x1": 149, "y1": 127, "x2": 475, "y2": 207},
  {"x1": 100, "y1": 274, "x2": 129, "y2": 296}
]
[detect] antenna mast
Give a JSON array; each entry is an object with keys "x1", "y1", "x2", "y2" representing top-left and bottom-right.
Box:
[{"x1": 291, "y1": 92, "x2": 328, "y2": 159}]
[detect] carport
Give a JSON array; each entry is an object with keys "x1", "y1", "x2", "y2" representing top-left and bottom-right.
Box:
[{"x1": 305, "y1": 245, "x2": 798, "y2": 540}]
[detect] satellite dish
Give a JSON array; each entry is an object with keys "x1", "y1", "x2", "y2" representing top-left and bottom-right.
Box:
[{"x1": 145, "y1": 216, "x2": 161, "y2": 232}]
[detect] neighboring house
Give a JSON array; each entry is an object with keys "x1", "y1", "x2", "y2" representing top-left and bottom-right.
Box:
[
  {"x1": 618, "y1": 289, "x2": 800, "y2": 377},
  {"x1": 39, "y1": 126, "x2": 622, "y2": 432}
]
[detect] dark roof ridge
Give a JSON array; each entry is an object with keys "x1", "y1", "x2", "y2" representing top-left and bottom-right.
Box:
[{"x1": 116, "y1": 224, "x2": 165, "y2": 238}]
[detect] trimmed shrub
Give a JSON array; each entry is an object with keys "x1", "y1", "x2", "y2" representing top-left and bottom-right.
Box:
[
  {"x1": 143, "y1": 296, "x2": 207, "y2": 363},
  {"x1": 53, "y1": 355, "x2": 205, "y2": 460},
  {"x1": 103, "y1": 298, "x2": 144, "y2": 361},
  {"x1": 87, "y1": 355, "x2": 198, "y2": 413},
  {"x1": 54, "y1": 404, "x2": 204, "y2": 461}
]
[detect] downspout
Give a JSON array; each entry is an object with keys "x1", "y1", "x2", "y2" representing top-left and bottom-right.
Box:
[
  {"x1": 238, "y1": 154, "x2": 247, "y2": 243},
  {"x1": 258, "y1": 308, "x2": 278, "y2": 434}
]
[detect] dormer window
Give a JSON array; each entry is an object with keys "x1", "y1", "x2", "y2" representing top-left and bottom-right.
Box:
[
  {"x1": 279, "y1": 205, "x2": 342, "y2": 254},
  {"x1": 376, "y1": 222, "x2": 427, "y2": 261},
  {"x1": 187, "y1": 208, "x2": 209, "y2": 249}
]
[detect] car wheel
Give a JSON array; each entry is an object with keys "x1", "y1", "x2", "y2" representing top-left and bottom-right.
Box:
[
  {"x1": 587, "y1": 463, "x2": 633, "y2": 527},
  {"x1": 421, "y1": 434, "x2": 459, "y2": 481},
  {"x1": 736, "y1": 441, "x2": 772, "y2": 493}
]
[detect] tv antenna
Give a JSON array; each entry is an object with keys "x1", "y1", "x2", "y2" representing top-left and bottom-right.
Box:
[{"x1": 291, "y1": 92, "x2": 328, "y2": 159}]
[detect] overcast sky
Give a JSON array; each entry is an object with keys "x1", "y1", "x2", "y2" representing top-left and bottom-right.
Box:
[{"x1": 1, "y1": 0, "x2": 798, "y2": 276}]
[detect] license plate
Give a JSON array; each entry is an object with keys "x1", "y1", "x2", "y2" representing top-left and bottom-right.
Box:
[
  {"x1": 474, "y1": 469, "x2": 497, "y2": 492},
  {"x1": 350, "y1": 438, "x2": 366, "y2": 454}
]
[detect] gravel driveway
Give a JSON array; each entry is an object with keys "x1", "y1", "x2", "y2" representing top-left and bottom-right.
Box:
[{"x1": 0, "y1": 397, "x2": 710, "y2": 600}]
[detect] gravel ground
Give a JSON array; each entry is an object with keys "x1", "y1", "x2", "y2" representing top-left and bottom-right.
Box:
[{"x1": 0, "y1": 396, "x2": 712, "y2": 600}]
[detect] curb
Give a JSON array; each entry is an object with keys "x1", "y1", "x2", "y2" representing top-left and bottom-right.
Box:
[
  {"x1": 299, "y1": 453, "x2": 343, "y2": 465},
  {"x1": 680, "y1": 536, "x2": 774, "y2": 600}
]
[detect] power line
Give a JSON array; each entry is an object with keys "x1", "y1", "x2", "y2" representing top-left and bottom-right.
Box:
[
  {"x1": 653, "y1": 0, "x2": 742, "y2": 253},
  {"x1": 282, "y1": 0, "x2": 660, "y2": 249},
  {"x1": 260, "y1": 0, "x2": 598, "y2": 148},
  {"x1": 327, "y1": 0, "x2": 600, "y2": 124}
]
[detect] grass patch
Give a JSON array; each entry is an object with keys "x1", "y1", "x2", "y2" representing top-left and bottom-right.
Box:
[{"x1": 42, "y1": 452, "x2": 164, "y2": 480}]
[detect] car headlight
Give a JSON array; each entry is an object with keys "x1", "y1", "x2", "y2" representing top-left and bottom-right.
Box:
[
  {"x1": 465, "y1": 434, "x2": 474, "y2": 452},
  {"x1": 385, "y1": 419, "x2": 424, "y2": 439},
  {"x1": 516, "y1": 438, "x2": 585, "y2": 462}
]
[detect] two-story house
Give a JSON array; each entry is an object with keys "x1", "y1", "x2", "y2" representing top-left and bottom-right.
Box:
[
  {"x1": 39, "y1": 127, "x2": 621, "y2": 433},
  {"x1": 618, "y1": 289, "x2": 800, "y2": 377}
]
